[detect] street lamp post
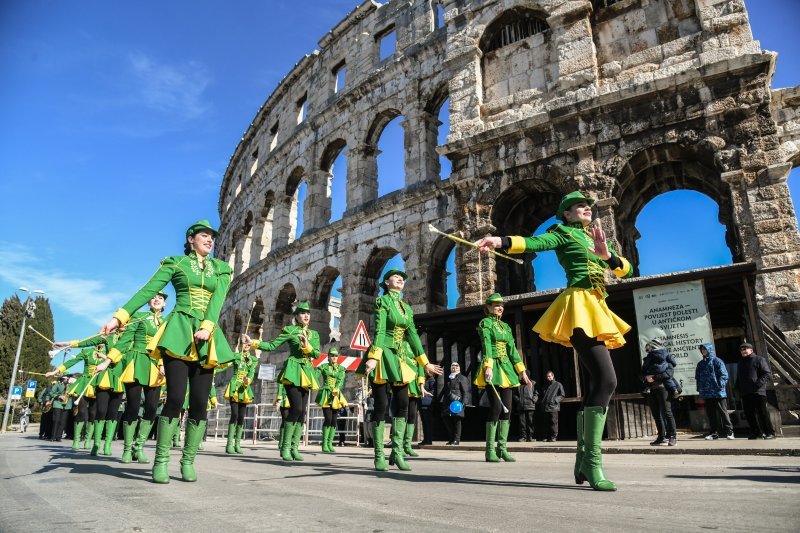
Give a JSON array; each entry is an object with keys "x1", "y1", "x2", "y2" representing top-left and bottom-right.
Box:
[{"x1": 1, "y1": 287, "x2": 45, "y2": 433}]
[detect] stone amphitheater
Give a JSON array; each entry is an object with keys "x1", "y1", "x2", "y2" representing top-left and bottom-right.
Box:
[{"x1": 215, "y1": 0, "x2": 800, "y2": 399}]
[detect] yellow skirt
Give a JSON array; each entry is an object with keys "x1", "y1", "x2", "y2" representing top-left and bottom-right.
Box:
[{"x1": 533, "y1": 287, "x2": 630, "y2": 350}]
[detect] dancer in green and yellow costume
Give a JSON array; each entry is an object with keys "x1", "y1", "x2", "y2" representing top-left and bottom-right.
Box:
[
  {"x1": 47, "y1": 347, "x2": 102, "y2": 450},
  {"x1": 54, "y1": 332, "x2": 124, "y2": 456},
  {"x1": 474, "y1": 293, "x2": 532, "y2": 463},
  {"x1": 224, "y1": 344, "x2": 258, "y2": 455},
  {"x1": 315, "y1": 347, "x2": 347, "y2": 453},
  {"x1": 100, "y1": 220, "x2": 235, "y2": 483},
  {"x1": 243, "y1": 301, "x2": 319, "y2": 462},
  {"x1": 107, "y1": 292, "x2": 168, "y2": 464},
  {"x1": 476, "y1": 191, "x2": 634, "y2": 491},
  {"x1": 356, "y1": 269, "x2": 443, "y2": 471},
  {"x1": 403, "y1": 341, "x2": 432, "y2": 459}
]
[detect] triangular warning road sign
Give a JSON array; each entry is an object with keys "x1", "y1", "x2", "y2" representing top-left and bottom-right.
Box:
[{"x1": 349, "y1": 320, "x2": 372, "y2": 351}]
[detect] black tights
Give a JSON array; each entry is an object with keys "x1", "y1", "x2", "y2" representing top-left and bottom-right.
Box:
[
  {"x1": 76, "y1": 397, "x2": 97, "y2": 423},
  {"x1": 162, "y1": 355, "x2": 214, "y2": 420},
  {"x1": 94, "y1": 389, "x2": 123, "y2": 421},
  {"x1": 374, "y1": 382, "x2": 409, "y2": 420},
  {"x1": 279, "y1": 406, "x2": 290, "y2": 422},
  {"x1": 322, "y1": 407, "x2": 338, "y2": 427},
  {"x1": 123, "y1": 382, "x2": 159, "y2": 423},
  {"x1": 229, "y1": 402, "x2": 247, "y2": 425},
  {"x1": 407, "y1": 397, "x2": 419, "y2": 424},
  {"x1": 285, "y1": 385, "x2": 309, "y2": 423},
  {"x1": 487, "y1": 387, "x2": 513, "y2": 422},
  {"x1": 571, "y1": 329, "x2": 617, "y2": 409}
]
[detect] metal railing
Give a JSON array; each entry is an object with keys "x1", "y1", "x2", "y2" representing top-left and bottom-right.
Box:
[{"x1": 207, "y1": 403, "x2": 364, "y2": 446}]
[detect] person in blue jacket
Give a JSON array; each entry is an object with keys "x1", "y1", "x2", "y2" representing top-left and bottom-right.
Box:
[{"x1": 694, "y1": 343, "x2": 733, "y2": 440}]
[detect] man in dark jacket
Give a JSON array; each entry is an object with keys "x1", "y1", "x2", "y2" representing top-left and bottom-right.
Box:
[
  {"x1": 736, "y1": 343, "x2": 775, "y2": 439},
  {"x1": 540, "y1": 371, "x2": 564, "y2": 442},
  {"x1": 516, "y1": 371, "x2": 538, "y2": 442},
  {"x1": 440, "y1": 362, "x2": 469, "y2": 445}
]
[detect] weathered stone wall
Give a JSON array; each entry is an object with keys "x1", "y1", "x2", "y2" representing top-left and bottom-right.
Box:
[{"x1": 217, "y1": 0, "x2": 800, "y2": 359}]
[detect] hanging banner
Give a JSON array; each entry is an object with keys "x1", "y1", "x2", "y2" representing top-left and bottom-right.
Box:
[{"x1": 633, "y1": 280, "x2": 714, "y2": 397}]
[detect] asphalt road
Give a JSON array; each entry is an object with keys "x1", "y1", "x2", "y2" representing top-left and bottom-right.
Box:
[{"x1": 1, "y1": 432, "x2": 798, "y2": 532}]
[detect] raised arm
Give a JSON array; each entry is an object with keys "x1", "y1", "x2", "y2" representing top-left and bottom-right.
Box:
[{"x1": 111, "y1": 258, "x2": 176, "y2": 328}]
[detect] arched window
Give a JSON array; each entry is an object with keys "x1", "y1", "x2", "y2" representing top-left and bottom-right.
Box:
[
  {"x1": 376, "y1": 115, "x2": 405, "y2": 197},
  {"x1": 479, "y1": 8, "x2": 549, "y2": 53},
  {"x1": 322, "y1": 140, "x2": 348, "y2": 223}
]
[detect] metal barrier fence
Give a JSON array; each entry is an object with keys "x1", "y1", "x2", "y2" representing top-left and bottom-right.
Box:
[{"x1": 207, "y1": 403, "x2": 362, "y2": 446}]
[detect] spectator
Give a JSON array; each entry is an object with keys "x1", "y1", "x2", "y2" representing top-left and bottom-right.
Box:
[
  {"x1": 540, "y1": 371, "x2": 564, "y2": 442},
  {"x1": 336, "y1": 405, "x2": 348, "y2": 446},
  {"x1": 736, "y1": 342, "x2": 775, "y2": 440},
  {"x1": 419, "y1": 375, "x2": 436, "y2": 445},
  {"x1": 440, "y1": 362, "x2": 469, "y2": 445},
  {"x1": 641, "y1": 339, "x2": 678, "y2": 446},
  {"x1": 695, "y1": 343, "x2": 734, "y2": 440},
  {"x1": 516, "y1": 371, "x2": 538, "y2": 442}
]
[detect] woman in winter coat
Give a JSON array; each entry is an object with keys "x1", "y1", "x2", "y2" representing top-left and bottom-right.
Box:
[{"x1": 440, "y1": 361, "x2": 470, "y2": 446}]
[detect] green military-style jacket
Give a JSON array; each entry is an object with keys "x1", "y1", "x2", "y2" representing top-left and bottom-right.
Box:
[
  {"x1": 108, "y1": 309, "x2": 164, "y2": 387},
  {"x1": 506, "y1": 222, "x2": 633, "y2": 296},
  {"x1": 59, "y1": 347, "x2": 102, "y2": 398},
  {"x1": 356, "y1": 290, "x2": 430, "y2": 385},
  {"x1": 72, "y1": 333, "x2": 124, "y2": 392},
  {"x1": 224, "y1": 351, "x2": 258, "y2": 403},
  {"x1": 257, "y1": 326, "x2": 320, "y2": 389},
  {"x1": 315, "y1": 362, "x2": 346, "y2": 407},
  {"x1": 49, "y1": 381, "x2": 68, "y2": 409},
  {"x1": 111, "y1": 251, "x2": 235, "y2": 368},
  {"x1": 474, "y1": 316, "x2": 526, "y2": 389},
  {"x1": 275, "y1": 382, "x2": 289, "y2": 408}
]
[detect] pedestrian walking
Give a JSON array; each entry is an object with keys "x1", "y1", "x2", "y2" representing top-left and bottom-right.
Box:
[
  {"x1": 695, "y1": 343, "x2": 734, "y2": 440},
  {"x1": 540, "y1": 371, "x2": 564, "y2": 442},
  {"x1": 736, "y1": 342, "x2": 775, "y2": 439}
]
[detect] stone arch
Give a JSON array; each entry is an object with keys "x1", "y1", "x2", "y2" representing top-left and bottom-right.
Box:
[
  {"x1": 491, "y1": 178, "x2": 563, "y2": 296},
  {"x1": 321, "y1": 139, "x2": 348, "y2": 172},
  {"x1": 427, "y1": 234, "x2": 457, "y2": 311},
  {"x1": 249, "y1": 296, "x2": 265, "y2": 340},
  {"x1": 310, "y1": 266, "x2": 342, "y2": 343},
  {"x1": 239, "y1": 211, "x2": 255, "y2": 275},
  {"x1": 365, "y1": 109, "x2": 403, "y2": 147},
  {"x1": 612, "y1": 143, "x2": 737, "y2": 270},
  {"x1": 273, "y1": 283, "x2": 297, "y2": 329},
  {"x1": 423, "y1": 81, "x2": 451, "y2": 180},
  {"x1": 250, "y1": 190, "x2": 275, "y2": 263},
  {"x1": 272, "y1": 166, "x2": 306, "y2": 249},
  {"x1": 360, "y1": 246, "x2": 403, "y2": 297},
  {"x1": 233, "y1": 310, "x2": 243, "y2": 346},
  {"x1": 476, "y1": 4, "x2": 555, "y2": 107}
]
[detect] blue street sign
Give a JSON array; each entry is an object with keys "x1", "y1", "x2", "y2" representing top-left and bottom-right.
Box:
[
  {"x1": 26, "y1": 380, "x2": 37, "y2": 398},
  {"x1": 11, "y1": 386, "x2": 23, "y2": 400}
]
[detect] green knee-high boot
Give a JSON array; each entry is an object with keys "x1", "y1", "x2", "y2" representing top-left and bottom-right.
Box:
[
  {"x1": 234, "y1": 424, "x2": 245, "y2": 454},
  {"x1": 120, "y1": 421, "x2": 137, "y2": 463},
  {"x1": 577, "y1": 406, "x2": 616, "y2": 491},
  {"x1": 180, "y1": 419, "x2": 206, "y2": 482},
  {"x1": 91, "y1": 420, "x2": 105, "y2": 456},
  {"x1": 134, "y1": 419, "x2": 153, "y2": 463},
  {"x1": 388, "y1": 418, "x2": 411, "y2": 471},
  {"x1": 225, "y1": 424, "x2": 237, "y2": 454},
  {"x1": 84, "y1": 421, "x2": 95, "y2": 449},
  {"x1": 575, "y1": 410, "x2": 585, "y2": 484},
  {"x1": 485, "y1": 421, "x2": 500, "y2": 462},
  {"x1": 329, "y1": 426, "x2": 338, "y2": 452},
  {"x1": 373, "y1": 421, "x2": 388, "y2": 471},
  {"x1": 290, "y1": 422, "x2": 304, "y2": 461},
  {"x1": 279, "y1": 422, "x2": 294, "y2": 461},
  {"x1": 497, "y1": 420, "x2": 515, "y2": 462},
  {"x1": 72, "y1": 421, "x2": 84, "y2": 450},
  {"x1": 172, "y1": 423, "x2": 181, "y2": 447},
  {"x1": 403, "y1": 422, "x2": 418, "y2": 457},
  {"x1": 103, "y1": 420, "x2": 117, "y2": 456},
  {"x1": 152, "y1": 416, "x2": 178, "y2": 484},
  {"x1": 324, "y1": 426, "x2": 336, "y2": 453}
]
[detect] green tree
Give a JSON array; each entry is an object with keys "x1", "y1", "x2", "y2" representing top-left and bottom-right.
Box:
[{"x1": 0, "y1": 295, "x2": 54, "y2": 399}]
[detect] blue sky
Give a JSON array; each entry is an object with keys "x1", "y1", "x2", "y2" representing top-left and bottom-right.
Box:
[{"x1": 1, "y1": 1, "x2": 798, "y2": 352}]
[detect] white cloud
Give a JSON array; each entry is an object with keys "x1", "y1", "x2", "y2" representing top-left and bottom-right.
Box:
[
  {"x1": 0, "y1": 243, "x2": 126, "y2": 326},
  {"x1": 127, "y1": 51, "x2": 211, "y2": 121}
]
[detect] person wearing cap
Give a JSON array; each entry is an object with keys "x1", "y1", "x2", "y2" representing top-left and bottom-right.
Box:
[
  {"x1": 244, "y1": 301, "x2": 320, "y2": 462},
  {"x1": 224, "y1": 342, "x2": 259, "y2": 454},
  {"x1": 47, "y1": 345, "x2": 103, "y2": 450},
  {"x1": 474, "y1": 293, "x2": 532, "y2": 462},
  {"x1": 356, "y1": 268, "x2": 444, "y2": 471},
  {"x1": 695, "y1": 343, "x2": 733, "y2": 440},
  {"x1": 440, "y1": 360, "x2": 469, "y2": 447},
  {"x1": 736, "y1": 342, "x2": 776, "y2": 440},
  {"x1": 99, "y1": 219, "x2": 235, "y2": 483},
  {"x1": 476, "y1": 191, "x2": 633, "y2": 491},
  {"x1": 102, "y1": 292, "x2": 169, "y2": 463},
  {"x1": 640, "y1": 338, "x2": 679, "y2": 446},
  {"x1": 315, "y1": 347, "x2": 348, "y2": 453}
]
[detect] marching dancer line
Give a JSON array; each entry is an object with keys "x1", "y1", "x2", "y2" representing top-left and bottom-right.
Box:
[{"x1": 39, "y1": 191, "x2": 633, "y2": 492}]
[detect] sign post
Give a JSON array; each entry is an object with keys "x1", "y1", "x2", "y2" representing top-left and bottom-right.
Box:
[
  {"x1": 633, "y1": 280, "x2": 715, "y2": 396},
  {"x1": 350, "y1": 321, "x2": 371, "y2": 448}
]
